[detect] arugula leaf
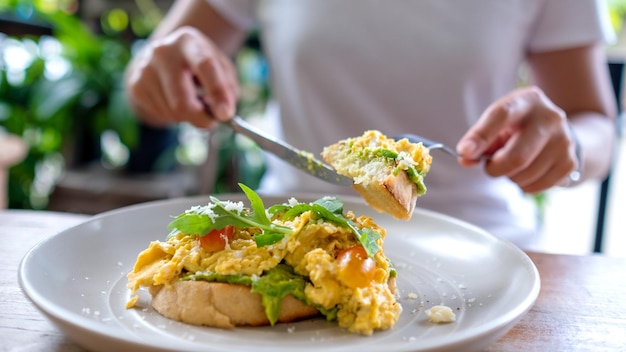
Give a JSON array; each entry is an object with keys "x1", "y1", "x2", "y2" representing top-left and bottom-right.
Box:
[
  {"x1": 273, "y1": 197, "x2": 342, "y2": 220},
  {"x1": 166, "y1": 185, "x2": 381, "y2": 256},
  {"x1": 281, "y1": 203, "x2": 313, "y2": 220},
  {"x1": 254, "y1": 232, "x2": 287, "y2": 247},
  {"x1": 239, "y1": 183, "x2": 272, "y2": 226},
  {"x1": 167, "y1": 185, "x2": 293, "y2": 242},
  {"x1": 312, "y1": 197, "x2": 344, "y2": 214},
  {"x1": 269, "y1": 196, "x2": 381, "y2": 257},
  {"x1": 357, "y1": 228, "x2": 382, "y2": 257},
  {"x1": 167, "y1": 213, "x2": 215, "y2": 238},
  {"x1": 311, "y1": 203, "x2": 381, "y2": 257},
  {"x1": 267, "y1": 204, "x2": 291, "y2": 216}
]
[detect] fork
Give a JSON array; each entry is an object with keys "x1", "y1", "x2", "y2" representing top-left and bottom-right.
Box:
[{"x1": 394, "y1": 133, "x2": 489, "y2": 160}]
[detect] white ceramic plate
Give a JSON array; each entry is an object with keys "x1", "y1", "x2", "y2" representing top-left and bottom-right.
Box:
[{"x1": 19, "y1": 193, "x2": 539, "y2": 352}]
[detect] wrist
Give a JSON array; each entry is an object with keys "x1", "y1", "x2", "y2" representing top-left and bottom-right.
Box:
[{"x1": 567, "y1": 122, "x2": 582, "y2": 184}]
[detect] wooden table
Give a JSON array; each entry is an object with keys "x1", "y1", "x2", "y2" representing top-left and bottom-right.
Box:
[{"x1": 2, "y1": 209, "x2": 625, "y2": 351}]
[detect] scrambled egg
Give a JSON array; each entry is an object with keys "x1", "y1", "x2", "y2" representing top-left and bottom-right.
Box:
[
  {"x1": 127, "y1": 207, "x2": 401, "y2": 335},
  {"x1": 353, "y1": 130, "x2": 432, "y2": 174}
]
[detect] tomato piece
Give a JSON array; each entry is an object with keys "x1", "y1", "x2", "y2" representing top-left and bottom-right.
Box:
[
  {"x1": 198, "y1": 225, "x2": 234, "y2": 252},
  {"x1": 336, "y1": 246, "x2": 376, "y2": 288}
]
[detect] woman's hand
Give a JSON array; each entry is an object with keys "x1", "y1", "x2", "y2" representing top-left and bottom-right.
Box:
[
  {"x1": 456, "y1": 86, "x2": 579, "y2": 194},
  {"x1": 125, "y1": 26, "x2": 239, "y2": 129}
]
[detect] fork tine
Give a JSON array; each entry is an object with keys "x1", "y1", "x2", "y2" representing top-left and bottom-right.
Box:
[
  {"x1": 394, "y1": 134, "x2": 438, "y2": 147},
  {"x1": 394, "y1": 133, "x2": 490, "y2": 160},
  {"x1": 393, "y1": 134, "x2": 461, "y2": 158}
]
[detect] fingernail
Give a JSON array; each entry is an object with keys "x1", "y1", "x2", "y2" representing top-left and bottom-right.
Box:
[
  {"x1": 214, "y1": 102, "x2": 232, "y2": 121},
  {"x1": 457, "y1": 139, "x2": 478, "y2": 157}
]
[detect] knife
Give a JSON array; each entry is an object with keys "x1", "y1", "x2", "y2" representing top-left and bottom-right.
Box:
[
  {"x1": 200, "y1": 99, "x2": 352, "y2": 185},
  {"x1": 225, "y1": 116, "x2": 354, "y2": 186}
]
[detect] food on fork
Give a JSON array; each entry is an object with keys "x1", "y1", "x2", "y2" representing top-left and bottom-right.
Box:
[
  {"x1": 322, "y1": 130, "x2": 432, "y2": 220},
  {"x1": 126, "y1": 184, "x2": 401, "y2": 335}
]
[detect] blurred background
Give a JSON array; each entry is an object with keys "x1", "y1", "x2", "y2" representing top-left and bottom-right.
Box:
[
  {"x1": 0, "y1": 0, "x2": 625, "y2": 257},
  {"x1": 0, "y1": 0, "x2": 269, "y2": 212}
]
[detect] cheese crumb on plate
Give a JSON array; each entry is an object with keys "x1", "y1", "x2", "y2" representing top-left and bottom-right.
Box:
[{"x1": 425, "y1": 305, "x2": 456, "y2": 323}]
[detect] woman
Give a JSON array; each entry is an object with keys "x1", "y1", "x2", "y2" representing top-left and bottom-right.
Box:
[{"x1": 124, "y1": 0, "x2": 617, "y2": 247}]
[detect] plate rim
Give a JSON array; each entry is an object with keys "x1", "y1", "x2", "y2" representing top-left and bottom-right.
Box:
[{"x1": 18, "y1": 193, "x2": 541, "y2": 352}]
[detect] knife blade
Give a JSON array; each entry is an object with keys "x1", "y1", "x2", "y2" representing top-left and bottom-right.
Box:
[{"x1": 226, "y1": 116, "x2": 354, "y2": 186}]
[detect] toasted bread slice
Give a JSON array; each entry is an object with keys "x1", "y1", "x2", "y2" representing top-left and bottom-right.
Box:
[
  {"x1": 149, "y1": 281, "x2": 320, "y2": 328},
  {"x1": 322, "y1": 130, "x2": 431, "y2": 220},
  {"x1": 352, "y1": 171, "x2": 418, "y2": 221}
]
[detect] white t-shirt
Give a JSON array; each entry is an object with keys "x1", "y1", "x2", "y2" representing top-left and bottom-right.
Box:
[{"x1": 206, "y1": 0, "x2": 614, "y2": 247}]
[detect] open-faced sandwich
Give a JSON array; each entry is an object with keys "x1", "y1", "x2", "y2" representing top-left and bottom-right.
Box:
[
  {"x1": 322, "y1": 130, "x2": 432, "y2": 221},
  {"x1": 126, "y1": 184, "x2": 401, "y2": 335}
]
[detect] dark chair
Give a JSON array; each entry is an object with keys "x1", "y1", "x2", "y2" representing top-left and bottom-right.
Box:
[{"x1": 593, "y1": 61, "x2": 624, "y2": 253}]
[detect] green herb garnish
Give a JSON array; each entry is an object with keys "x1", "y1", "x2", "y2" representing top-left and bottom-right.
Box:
[
  {"x1": 270, "y1": 196, "x2": 382, "y2": 257},
  {"x1": 168, "y1": 184, "x2": 381, "y2": 256},
  {"x1": 166, "y1": 184, "x2": 293, "y2": 245}
]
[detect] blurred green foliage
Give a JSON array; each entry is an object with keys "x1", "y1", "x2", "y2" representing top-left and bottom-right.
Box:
[
  {"x1": 609, "y1": 0, "x2": 626, "y2": 33},
  {"x1": 1, "y1": 1, "x2": 271, "y2": 209},
  {"x1": 1, "y1": 5, "x2": 137, "y2": 209}
]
